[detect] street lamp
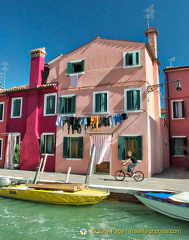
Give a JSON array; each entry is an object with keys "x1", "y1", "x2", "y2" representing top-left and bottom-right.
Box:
[{"x1": 146, "y1": 79, "x2": 182, "y2": 93}]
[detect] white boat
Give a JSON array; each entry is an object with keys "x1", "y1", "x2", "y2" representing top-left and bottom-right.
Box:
[{"x1": 135, "y1": 191, "x2": 189, "y2": 222}]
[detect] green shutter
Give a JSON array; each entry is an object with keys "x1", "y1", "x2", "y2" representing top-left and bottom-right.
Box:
[
  {"x1": 78, "y1": 137, "x2": 83, "y2": 158},
  {"x1": 58, "y1": 97, "x2": 64, "y2": 114},
  {"x1": 101, "y1": 93, "x2": 107, "y2": 112},
  {"x1": 67, "y1": 62, "x2": 73, "y2": 74},
  {"x1": 40, "y1": 135, "x2": 45, "y2": 154},
  {"x1": 127, "y1": 91, "x2": 132, "y2": 110},
  {"x1": 14, "y1": 99, "x2": 21, "y2": 117},
  {"x1": 81, "y1": 59, "x2": 85, "y2": 72},
  {"x1": 63, "y1": 137, "x2": 70, "y2": 158},
  {"x1": 48, "y1": 95, "x2": 55, "y2": 114},
  {"x1": 170, "y1": 138, "x2": 175, "y2": 156},
  {"x1": 137, "y1": 136, "x2": 143, "y2": 160},
  {"x1": 0, "y1": 104, "x2": 3, "y2": 121},
  {"x1": 95, "y1": 94, "x2": 100, "y2": 112},
  {"x1": 133, "y1": 90, "x2": 140, "y2": 110},
  {"x1": 118, "y1": 136, "x2": 126, "y2": 160},
  {"x1": 71, "y1": 95, "x2": 76, "y2": 113},
  {"x1": 46, "y1": 96, "x2": 55, "y2": 114},
  {"x1": 135, "y1": 52, "x2": 139, "y2": 65}
]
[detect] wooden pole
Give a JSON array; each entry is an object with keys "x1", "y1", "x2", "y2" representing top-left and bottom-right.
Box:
[
  {"x1": 33, "y1": 158, "x2": 43, "y2": 184},
  {"x1": 85, "y1": 144, "x2": 96, "y2": 187},
  {"x1": 38, "y1": 154, "x2": 48, "y2": 181},
  {"x1": 65, "y1": 167, "x2": 71, "y2": 183}
]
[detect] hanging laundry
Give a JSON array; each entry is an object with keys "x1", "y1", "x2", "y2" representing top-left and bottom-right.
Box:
[
  {"x1": 90, "y1": 116, "x2": 99, "y2": 131},
  {"x1": 73, "y1": 117, "x2": 81, "y2": 133},
  {"x1": 121, "y1": 113, "x2": 128, "y2": 120},
  {"x1": 114, "y1": 114, "x2": 122, "y2": 125},
  {"x1": 78, "y1": 117, "x2": 88, "y2": 134},
  {"x1": 99, "y1": 116, "x2": 109, "y2": 127},
  {"x1": 108, "y1": 116, "x2": 115, "y2": 129},
  {"x1": 56, "y1": 115, "x2": 63, "y2": 127},
  {"x1": 70, "y1": 75, "x2": 78, "y2": 88}
]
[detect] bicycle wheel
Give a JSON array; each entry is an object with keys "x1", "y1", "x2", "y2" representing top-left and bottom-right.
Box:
[
  {"x1": 114, "y1": 170, "x2": 126, "y2": 181},
  {"x1": 133, "y1": 171, "x2": 144, "y2": 182}
]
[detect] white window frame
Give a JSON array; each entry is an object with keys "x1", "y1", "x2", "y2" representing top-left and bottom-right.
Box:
[
  {"x1": 65, "y1": 135, "x2": 83, "y2": 161},
  {"x1": 123, "y1": 50, "x2": 141, "y2": 68},
  {"x1": 124, "y1": 88, "x2": 142, "y2": 112},
  {"x1": 0, "y1": 138, "x2": 3, "y2": 160},
  {"x1": 0, "y1": 102, "x2": 4, "y2": 122},
  {"x1": 41, "y1": 133, "x2": 55, "y2": 156},
  {"x1": 11, "y1": 97, "x2": 23, "y2": 118},
  {"x1": 44, "y1": 93, "x2": 57, "y2": 116},
  {"x1": 67, "y1": 59, "x2": 85, "y2": 76},
  {"x1": 59, "y1": 94, "x2": 76, "y2": 116},
  {"x1": 171, "y1": 100, "x2": 184, "y2": 120},
  {"x1": 93, "y1": 91, "x2": 109, "y2": 114}
]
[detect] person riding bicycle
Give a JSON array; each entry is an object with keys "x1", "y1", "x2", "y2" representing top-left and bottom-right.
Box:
[{"x1": 122, "y1": 150, "x2": 138, "y2": 177}]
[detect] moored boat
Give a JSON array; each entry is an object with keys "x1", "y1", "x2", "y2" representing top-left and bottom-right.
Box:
[
  {"x1": 135, "y1": 191, "x2": 189, "y2": 222},
  {"x1": 0, "y1": 178, "x2": 109, "y2": 205}
]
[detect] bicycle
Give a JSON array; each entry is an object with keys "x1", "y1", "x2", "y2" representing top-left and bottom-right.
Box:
[{"x1": 114, "y1": 165, "x2": 144, "y2": 182}]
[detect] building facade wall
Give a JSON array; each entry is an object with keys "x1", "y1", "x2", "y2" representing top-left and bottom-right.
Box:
[
  {"x1": 48, "y1": 36, "x2": 163, "y2": 177},
  {"x1": 165, "y1": 67, "x2": 189, "y2": 167}
]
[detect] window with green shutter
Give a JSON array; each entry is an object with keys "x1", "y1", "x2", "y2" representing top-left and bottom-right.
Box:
[
  {"x1": 125, "y1": 89, "x2": 141, "y2": 111},
  {"x1": 67, "y1": 59, "x2": 85, "y2": 75},
  {"x1": 11, "y1": 98, "x2": 22, "y2": 118},
  {"x1": 63, "y1": 137, "x2": 83, "y2": 159},
  {"x1": 0, "y1": 103, "x2": 4, "y2": 121},
  {"x1": 123, "y1": 51, "x2": 140, "y2": 67},
  {"x1": 93, "y1": 91, "x2": 108, "y2": 113},
  {"x1": 118, "y1": 136, "x2": 143, "y2": 160},
  {"x1": 40, "y1": 134, "x2": 55, "y2": 154},
  {"x1": 58, "y1": 95, "x2": 76, "y2": 114},
  {"x1": 44, "y1": 93, "x2": 56, "y2": 115},
  {"x1": 171, "y1": 137, "x2": 187, "y2": 156}
]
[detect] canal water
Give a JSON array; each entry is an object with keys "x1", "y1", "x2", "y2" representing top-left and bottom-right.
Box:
[{"x1": 0, "y1": 198, "x2": 188, "y2": 240}]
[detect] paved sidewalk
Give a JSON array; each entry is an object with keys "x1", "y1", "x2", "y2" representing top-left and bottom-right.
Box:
[{"x1": 0, "y1": 167, "x2": 189, "y2": 193}]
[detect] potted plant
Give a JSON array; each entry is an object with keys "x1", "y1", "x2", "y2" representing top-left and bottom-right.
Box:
[{"x1": 13, "y1": 144, "x2": 20, "y2": 169}]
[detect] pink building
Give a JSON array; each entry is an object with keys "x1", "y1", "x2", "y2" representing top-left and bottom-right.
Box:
[
  {"x1": 46, "y1": 27, "x2": 169, "y2": 177},
  {"x1": 164, "y1": 66, "x2": 189, "y2": 168},
  {"x1": 0, "y1": 48, "x2": 57, "y2": 171}
]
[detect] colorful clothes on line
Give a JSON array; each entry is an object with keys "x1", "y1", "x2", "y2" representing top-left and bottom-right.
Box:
[
  {"x1": 90, "y1": 116, "x2": 99, "y2": 131},
  {"x1": 114, "y1": 114, "x2": 122, "y2": 125}
]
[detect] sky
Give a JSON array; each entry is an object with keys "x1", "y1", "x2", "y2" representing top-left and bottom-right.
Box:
[{"x1": 0, "y1": 0, "x2": 189, "y2": 106}]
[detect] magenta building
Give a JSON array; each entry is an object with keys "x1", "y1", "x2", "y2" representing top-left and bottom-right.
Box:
[
  {"x1": 0, "y1": 48, "x2": 57, "y2": 171},
  {"x1": 164, "y1": 66, "x2": 189, "y2": 168}
]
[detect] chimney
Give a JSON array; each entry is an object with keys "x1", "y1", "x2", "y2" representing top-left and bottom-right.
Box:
[
  {"x1": 145, "y1": 27, "x2": 159, "y2": 58},
  {"x1": 29, "y1": 47, "x2": 47, "y2": 88}
]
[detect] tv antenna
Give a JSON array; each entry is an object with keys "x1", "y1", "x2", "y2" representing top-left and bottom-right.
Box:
[
  {"x1": 144, "y1": 4, "x2": 155, "y2": 28},
  {"x1": 1, "y1": 61, "x2": 8, "y2": 89},
  {"x1": 168, "y1": 57, "x2": 176, "y2": 67}
]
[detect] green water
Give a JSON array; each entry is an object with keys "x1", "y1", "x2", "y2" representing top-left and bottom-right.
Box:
[{"x1": 0, "y1": 198, "x2": 188, "y2": 240}]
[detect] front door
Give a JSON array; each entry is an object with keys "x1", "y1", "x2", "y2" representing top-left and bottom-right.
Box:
[{"x1": 89, "y1": 135, "x2": 112, "y2": 174}]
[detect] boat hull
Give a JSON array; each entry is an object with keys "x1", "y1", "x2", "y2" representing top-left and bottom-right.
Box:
[
  {"x1": 0, "y1": 186, "x2": 109, "y2": 205},
  {"x1": 135, "y1": 192, "x2": 189, "y2": 222}
]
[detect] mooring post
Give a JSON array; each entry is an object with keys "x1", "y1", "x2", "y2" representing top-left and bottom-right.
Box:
[
  {"x1": 85, "y1": 144, "x2": 96, "y2": 187},
  {"x1": 65, "y1": 167, "x2": 71, "y2": 183}
]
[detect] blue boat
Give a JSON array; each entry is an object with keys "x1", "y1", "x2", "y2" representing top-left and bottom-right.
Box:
[{"x1": 135, "y1": 191, "x2": 189, "y2": 222}]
